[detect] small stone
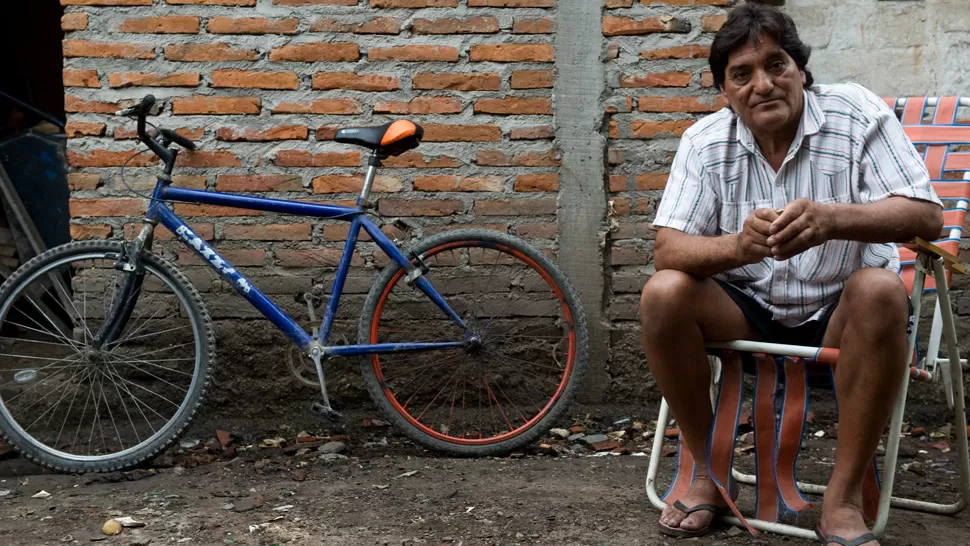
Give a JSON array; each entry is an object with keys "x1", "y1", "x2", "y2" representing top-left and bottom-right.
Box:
[
  {"x1": 568, "y1": 425, "x2": 585, "y2": 434},
  {"x1": 291, "y1": 469, "x2": 307, "y2": 482},
  {"x1": 548, "y1": 428, "x2": 570, "y2": 439},
  {"x1": 32, "y1": 490, "x2": 51, "y2": 499},
  {"x1": 179, "y1": 439, "x2": 200, "y2": 450},
  {"x1": 319, "y1": 453, "x2": 348, "y2": 462},
  {"x1": 232, "y1": 496, "x2": 264, "y2": 513},
  {"x1": 567, "y1": 433, "x2": 585, "y2": 443},
  {"x1": 726, "y1": 526, "x2": 743, "y2": 536},
  {"x1": 590, "y1": 440, "x2": 620, "y2": 452},
  {"x1": 102, "y1": 519, "x2": 122, "y2": 536},
  {"x1": 129, "y1": 537, "x2": 152, "y2": 545},
  {"x1": 581, "y1": 434, "x2": 609, "y2": 444},
  {"x1": 911, "y1": 427, "x2": 926, "y2": 437},
  {"x1": 216, "y1": 430, "x2": 231, "y2": 447},
  {"x1": 317, "y1": 441, "x2": 346, "y2": 454}
]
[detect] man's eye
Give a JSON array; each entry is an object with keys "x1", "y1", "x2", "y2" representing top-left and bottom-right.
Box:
[
  {"x1": 769, "y1": 60, "x2": 787, "y2": 72},
  {"x1": 733, "y1": 72, "x2": 750, "y2": 82}
]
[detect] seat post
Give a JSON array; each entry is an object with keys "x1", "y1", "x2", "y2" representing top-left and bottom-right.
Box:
[{"x1": 358, "y1": 152, "x2": 382, "y2": 207}]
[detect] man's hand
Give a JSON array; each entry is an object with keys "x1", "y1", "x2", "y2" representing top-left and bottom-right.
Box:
[
  {"x1": 767, "y1": 198, "x2": 832, "y2": 261},
  {"x1": 736, "y1": 208, "x2": 780, "y2": 265}
]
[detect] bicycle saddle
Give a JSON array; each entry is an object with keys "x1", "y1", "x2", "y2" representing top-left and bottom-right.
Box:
[{"x1": 335, "y1": 120, "x2": 423, "y2": 157}]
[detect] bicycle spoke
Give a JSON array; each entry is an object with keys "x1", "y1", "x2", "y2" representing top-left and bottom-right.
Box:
[
  {"x1": 104, "y1": 353, "x2": 194, "y2": 377},
  {"x1": 104, "y1": 362, "x2": 162, "y2": 432},
  {"x1": 103, "y1": 365, "x2": 141, "y2": 447},
  {"x1": 104, "y1": 357, "x2": 188, "y2": 394}
]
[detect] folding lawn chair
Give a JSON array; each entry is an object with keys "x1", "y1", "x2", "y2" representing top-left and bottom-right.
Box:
[{"x1": 643, "y1": 96, "x2": 970, "y2": 540}]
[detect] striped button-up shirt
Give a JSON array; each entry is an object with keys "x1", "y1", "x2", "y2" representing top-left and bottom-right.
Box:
[{"x1": 653, "y1": 83, "x2": 942, "y2": 326}]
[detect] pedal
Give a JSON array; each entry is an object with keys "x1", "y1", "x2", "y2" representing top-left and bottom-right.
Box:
[{"x1": 310, "y1": 401, "x2": 343, "y2": 422}]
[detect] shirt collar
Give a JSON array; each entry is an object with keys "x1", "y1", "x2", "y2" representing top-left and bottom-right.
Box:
[{"x1": 736, "y1": 88, "x2": 825, "y2": 156}]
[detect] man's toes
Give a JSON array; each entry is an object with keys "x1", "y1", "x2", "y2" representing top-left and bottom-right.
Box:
[{"x1": 679, "y1": 513, "x2": 711, "y2": 532}]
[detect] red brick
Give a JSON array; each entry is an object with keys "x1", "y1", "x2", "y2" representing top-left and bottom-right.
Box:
[
  {"x1": 378, "y1": 199, "x2": 462, "y2": 217},
  {"x1": 476, "y1": 149, "x2": 559, "y2": 166},
  {"x1": 636, "y1": 173, "x2": 668, "y2": 190},
  {"x1": 605, "y1": 0, "x2": 634, "y2": 7},
  {"x1": 382, "y1": 152, "x2": 461, "y2": 168},
  {"x1": 208, "y1": 17, "x2": 299, "y2": 34},
  {"x1": 71, "y1": 224, "x2": 112, "y2": 240},
  {"x1": 273, "y1": 99, "x2": 363, "y2": 115},
  {"x1": 212, "y1": 70, "x2": 299, "y2": 90},
  {"x1": 368, "y1": 45, "x2": 459, "y2": 62},
  {"x1": 176, "y1": 150, "x2": 242, "y2": 168},
  {"x1": 165, "y1": 43, "x2": 257, "y2": 62},
  {"x1": 216, "y1": 125, "x2": 308, "y2": 141},
  {"x1": 620, "y1": 72, "x2": 692, "y2": 88},
  {"x1": 511, "y1": 125, "x2": 554, "y2": 140},
  {"x1": 413, "y1": 175, "x2": 504, "y2": 192},
  {"x1": 70, "y1": 198, "x2": 146, "y2": 217},
  {"x1": 702, "y1": 14, "x2": 727, "y2": 32},
  {"x1": 310, "y1": 16, "x2": 400, "y2": 34},
  {"x1": 65, "y1": 96, "x2": 119, "y2": 114},
  {"x1": 275, "y1": 248, "x2": 362, "y2": 268},
  {"x1": 269, "y1": 43, "x2": 359, "y2": 62},
  {"x1": 510, "y1": 70, "x2": 553, "y2": 89},
  {"x1": 311, "y1": 175, "x2": 401, "y2": 193},
  {"x1": 630, "y1": 120, "x2": 695, "y2": 138},
  {"x1": 62, "y1": 13, "x2": 88, "y2": 31},
  {"x1": 274, "y1": 150, "x2": 360, "y2": 167},
  {"x1": 63, "y1": 69, "x2": 101, "y2": 88},
  {"x1": 467, "y1": 0, "x2": 554, "y2": 5},
  {"x1": 108, "y1": 72, "x2": 200, "y2": 88},
  {"x1": 65, "y1": 121, "x2": 106, "y2": 137},
  {"x1": 470, "y1": 44, "x2": 553, "y2": 62},
  {"x1": 412, "y1": 16, "x2": 499, "y2": 34},
  {"x1": 312, "y1": 72, "x2": 400, "y2": 91},
  {"x1": 412, "y1": 72, "x2": 500, "y2": 91},
  {"x1": 516, "y1": 222, "x2": 556, "y2": 238},
  {"x1": 216, "y1": 174, "x2": 303, "y2": 192},
  {"x1": 179, "y1": 249, "x2": 265, "y2": 267},
  {"x1": 369, "y1": 0, "x2": 458, "y2": 6},
  {"x1": 68, "y1": 150, "x2": 156, "y2": 167},
  {"x1": 63, "y1": 40, "x2": 155, "y2": 59},
  {"x1": 701, "y1": 70, "x2": 714, "y2": 87},
  {"x1": 514, "y1": 173, "x2": 558, "y2": 192},
  {"x1": 611, "y1": 246, "x2": 648, "y2": 265},
  {"x1": 224, "y1": 224, "x2": 310, "y2": 241},
  {"x1": 602, "y1": 16, "x2": 690, "y2": 36},
  {"x1": 513, "y1": 18, "x2": 555, "y2": 34},
  {"x1": 609, "y1": 175, "x2": 628, "y2": 192},
  {"x1": 374, "y1": 97, "x2": 462, "y2": 115},
  {"x1": 174, "y1": 203, "x2": 263, "y2": 217},
  {"x1": 316, "y1": 126, "x2": 340, "y2": 140},
  {"x1": 68, "y1": 173, "x2": 101, "y2": 191},
  {"x1": 422, "y1": 124, "x2": 502, "y2": 142},
  {"x1": 640, "y1": 45, "x2": 710, "y2": 60},
  {"x1": 172, "y1": 96, "x2": 261, "y2": 115},
  {"x1": 475, "y1": 198, "x2": 556, "y2": 216},
  {"x1": 639, "y1": 96, "x2": 725, "y2": 113},
  {"x1": 119, "y1": 15, "x2": 199, "y2": 34}
]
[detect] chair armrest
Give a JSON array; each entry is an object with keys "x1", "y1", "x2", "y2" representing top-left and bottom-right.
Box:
[{"x1": 907, "y1": 237, "x2": 968, "y2": 274}]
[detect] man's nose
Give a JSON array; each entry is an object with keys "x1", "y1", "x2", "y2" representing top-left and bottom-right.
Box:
[{"x1": 751, "y1": 69, "x2": 774, "y2": 95}]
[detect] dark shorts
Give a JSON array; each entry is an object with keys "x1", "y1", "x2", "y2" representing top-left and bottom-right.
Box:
[{"x1": 712, "y1": 279, "x2": 836, "y2": 347}]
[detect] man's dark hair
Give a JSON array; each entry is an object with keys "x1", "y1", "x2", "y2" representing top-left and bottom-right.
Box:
[{"x1": 709, "y1": 2, "x2": 814, "y2": 91}]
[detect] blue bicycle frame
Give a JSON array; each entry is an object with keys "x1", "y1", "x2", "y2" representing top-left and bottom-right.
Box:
[{"x1": 145, "y1": 178, "x2": 468, "y2": 356}]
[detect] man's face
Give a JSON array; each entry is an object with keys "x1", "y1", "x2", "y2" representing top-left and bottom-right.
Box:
[{"x1": 720, "y1": 35, "x2": 807, "y2": 135}]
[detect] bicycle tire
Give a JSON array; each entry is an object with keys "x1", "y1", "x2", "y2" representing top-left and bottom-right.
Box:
[
  {"x1": 0, "y1": 240, "x2": 214, "y2": 473},
  {"x1": 357, "y1": 229, "x2": 588, "y2": 457}
]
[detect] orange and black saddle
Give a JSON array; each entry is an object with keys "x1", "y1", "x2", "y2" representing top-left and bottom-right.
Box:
[{"x1": 335, "y1": 120, "x2": 423, "y2": 157}]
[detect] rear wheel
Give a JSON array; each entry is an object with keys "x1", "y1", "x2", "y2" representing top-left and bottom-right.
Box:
[
  {"x1": 358, "y1": 229, "x2": 588, "y2": 457},
  {"x1": 0, "y1": 241, "x2": 213, "y2": 472}
]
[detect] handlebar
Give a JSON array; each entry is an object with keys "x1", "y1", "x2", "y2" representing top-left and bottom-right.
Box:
[{"x1": 115, "y1": 94, "x2": 197, "y2": 174}]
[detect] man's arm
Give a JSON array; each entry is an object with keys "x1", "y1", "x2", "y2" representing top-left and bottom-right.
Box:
[
  {"x1": 656, "y1": 208, "x2": 780, "y2": 277},
  {"x1": 766, "y1": 196, "x2": 943, "y2": 261}
]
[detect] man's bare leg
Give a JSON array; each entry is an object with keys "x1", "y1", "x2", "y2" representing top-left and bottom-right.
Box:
[
  {"x1": 640, "y1": 270, "x2": 758, "y2": 533},
  {"x1": 817, "y1": 268, "x2": 910, "y2": 546}
]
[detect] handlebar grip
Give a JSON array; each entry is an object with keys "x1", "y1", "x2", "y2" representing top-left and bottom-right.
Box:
[
  {"x1": 159, "y1": 128, "x2": 196, "y2": 151},
  {"x1": 138, "y1": 94, "x2": 156, "y2": 115}
]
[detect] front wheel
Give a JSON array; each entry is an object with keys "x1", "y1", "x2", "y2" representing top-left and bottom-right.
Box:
[{"x1": 358, "y1": 229, "x2": 588, "y2": 457}]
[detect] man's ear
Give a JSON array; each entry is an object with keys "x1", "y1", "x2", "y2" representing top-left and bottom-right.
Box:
[{"x1": 800, "y1": 70, "x2": 807, "y2": 87}]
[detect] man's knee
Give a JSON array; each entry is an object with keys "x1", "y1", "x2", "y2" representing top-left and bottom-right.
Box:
[
  {"x1": 843, "y1": 268, "x2": 909, "y2": 331},
  {"x1": 639, "y1": 269, "x2": 700, "y2": 327}
]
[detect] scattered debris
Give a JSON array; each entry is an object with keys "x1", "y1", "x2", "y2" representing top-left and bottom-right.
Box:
[
  {"x1": 395, "y1": 470, "x2": 419, "y2": 479},
  {"x1": 31, "y1": 490, "x2": 50, "y2": 499},
  {"x1": 814, "y1": 430, "x2": 825, "y2": 438},
  {"x1": 317, "y1": 441, "x2": 346, "y2": 454},
  {"x1": 216, "y1": 430, "x2": 231, "y2": 448},
  {"x1": 102, "y1": 519, "x2": 122, "y2": 536},
  {"x1": 115, "y1": 516, "x2": 145, "y2": 528},
  {"x1": 179, "y1": 439, "x2": 201, "y2": 450},
  {"x1": 581, "y1": 434, "x2": 608, "y2": 444},
  {"x1": 548, "y1": 428, "x2": 570, "y2": 439}
]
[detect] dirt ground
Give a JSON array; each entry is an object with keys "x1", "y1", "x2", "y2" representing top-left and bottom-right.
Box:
[{"x1": 0, "y1": 402, "x2": 967, "y2": 546}]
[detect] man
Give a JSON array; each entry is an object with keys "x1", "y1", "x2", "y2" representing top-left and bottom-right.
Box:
[{"x1": 641, "y1": 4, "x2": 943, "y2": 545}]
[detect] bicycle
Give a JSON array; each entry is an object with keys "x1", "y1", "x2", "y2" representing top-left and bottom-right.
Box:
[{"x1": 0, "y1": 95, "x2": 589, "y2": 473}]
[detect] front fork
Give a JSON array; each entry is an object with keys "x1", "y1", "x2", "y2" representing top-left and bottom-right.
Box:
[{"x1": 91, "y1": 222, "x2": 155, "y2": 350}]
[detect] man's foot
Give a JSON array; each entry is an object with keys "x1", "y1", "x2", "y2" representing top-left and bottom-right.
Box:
[
  {"x1": 658, "y1": 475, "x2": 726, "y2": 536},
  {"x1": 818, "y1": 503, "x2": 879, "y2": 546}
]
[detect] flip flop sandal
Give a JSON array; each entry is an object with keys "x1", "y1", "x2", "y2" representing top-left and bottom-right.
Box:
[
  {"x1": 657, "y1": 500, "x2": 730, "y2": 538},
  {"x1": 815, "y1": 523, "x2": 878, "y2": 546}
]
